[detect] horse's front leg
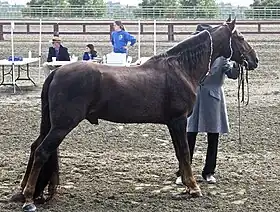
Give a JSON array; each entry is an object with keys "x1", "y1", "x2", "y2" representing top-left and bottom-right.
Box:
[{"x1": 167, "y1": 115, "x2": 202, "y2": 197}]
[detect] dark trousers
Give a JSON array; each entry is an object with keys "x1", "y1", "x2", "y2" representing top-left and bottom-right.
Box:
[{"x1": 187, "y1": 132, "x2": 219, "y2": 176}]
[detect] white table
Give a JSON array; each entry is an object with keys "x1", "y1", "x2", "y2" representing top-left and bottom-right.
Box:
[
  {"x1": 44, "y1": 60, "x2": 75, "y2": 66},
  {"x1": 0, "y1": 58, "x2": 39, "y2": 87},
  {"x1": 44, "y1": 57, "x2": 103, "y2": 67}
]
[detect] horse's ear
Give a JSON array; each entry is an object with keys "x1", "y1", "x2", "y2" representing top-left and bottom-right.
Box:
[
  {"x1": 226, "y1": 14, "x2": 231, "y2": 22},
  {"x1": 228, "y1": 17, "x2": 236, "y2": 33}
]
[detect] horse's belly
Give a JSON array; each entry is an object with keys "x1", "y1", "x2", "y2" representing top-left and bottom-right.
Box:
[
  {"x1": 98, "y1": 98, "x2": 166, "y2": 124},
  {"x1": 98, "y1": 72, "x2": 167, "y2": 123}
]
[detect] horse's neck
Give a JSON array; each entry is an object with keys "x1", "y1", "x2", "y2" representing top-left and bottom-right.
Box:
[{"x1": 191, "y1": 53, "x2": 220, "y2": 86}]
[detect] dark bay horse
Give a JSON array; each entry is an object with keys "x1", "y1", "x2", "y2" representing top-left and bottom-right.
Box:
[{"x1": 12, "y1": 19, "x2": 258, "y2": 212}]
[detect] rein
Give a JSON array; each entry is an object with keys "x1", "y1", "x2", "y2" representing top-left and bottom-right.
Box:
[{"x1": 237, "y1": 62, "x2": 250, "y2": 151}]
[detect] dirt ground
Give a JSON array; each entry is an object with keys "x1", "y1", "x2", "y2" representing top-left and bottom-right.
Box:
[{"x1": 0, "y1": 29, "x2": 280, "y2": 211}]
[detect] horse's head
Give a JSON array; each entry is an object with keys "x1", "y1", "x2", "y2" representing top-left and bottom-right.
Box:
[
  {"x1": 205, "y1": 17, "x2": 258, "y2": 70},
  {"x1": 207, "y1": 19, "x2": 236, "y2": 63},
  {"x1": 226, "y1": 16, "x2": 258, "y2": 70}
]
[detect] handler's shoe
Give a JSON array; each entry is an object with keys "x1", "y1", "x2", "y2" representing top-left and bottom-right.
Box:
[
  {"x1": 175, "y1": 176, "x2": 183, "y2": 185},
  {"x1": 204, "y1": 174, "x2": 216, "y2": 184}
]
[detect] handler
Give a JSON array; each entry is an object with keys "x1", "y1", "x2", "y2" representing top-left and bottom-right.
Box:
[{"x1": 177, "y1": 24, "x2": 241, "y2": 184}]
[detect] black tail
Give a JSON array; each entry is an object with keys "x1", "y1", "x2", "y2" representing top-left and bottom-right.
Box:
[
  {"x1": 39, "y1": 70, "x2": 56, "y2": 136},
  {"x1": 33, "y1": 71, "x2": 60, "y2": 200}
]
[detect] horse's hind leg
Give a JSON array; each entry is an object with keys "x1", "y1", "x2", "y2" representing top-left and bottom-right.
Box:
[
  {"x1": 167, "y1": 116, "x2": 202, "y2": 197},
  {"x1": 22, "y1": 127, "x2": 74, "y2": 211},
  {"x1": 11, "y1": 107, "x2": 51, "y2": 203},
  {"x1": 10, "y1": 135, "x2": 46, "y2": 203},
  {"x1": 22, "y1": 108, "x2": 84, "y2": 211},
  {"x1": 45, "y1": 149, "x2": 59, "y2": 201}
]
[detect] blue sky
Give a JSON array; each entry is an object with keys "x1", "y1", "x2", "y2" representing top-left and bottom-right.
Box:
[{"x1": 8, "y1": 0, "x2": 253, "y2": 7}]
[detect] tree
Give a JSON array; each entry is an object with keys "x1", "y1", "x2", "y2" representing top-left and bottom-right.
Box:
[
  {"x1": 67, "y1": 0, "x2": 88, "y2": 5},
  {"x1": 136, "y1": 0, "x2": 177, "y2": 18},
  {"x1": 180, "y1": 0, "x2": 199, "y2": 7},
  {"x1": 23, "y1": 0, "x2": 105, "y2": 18},
  {"x1": 245, "y1": 0, "x2": 280, "y2": 19},
  {"x1": 178, "y1": 0, "x2": 217, "y2": 18},
  {"x1": 26, "y1": 0, "x2": 66, "y2": 6},
  {"x1": 250, "y1": 0, "x2": 280, "y2": 7},
  {"x1": 136, "y1": 0, "x2": 218, "y2": 19}
]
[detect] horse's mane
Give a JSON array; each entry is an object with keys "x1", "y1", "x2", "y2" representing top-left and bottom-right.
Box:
[{"x1": 145, "y1": 31, "x2": 212, "y2": 74}]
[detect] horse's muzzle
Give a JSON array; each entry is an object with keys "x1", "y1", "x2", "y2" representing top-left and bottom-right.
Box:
[{"x1": 244, "y1": 57, "x2": 258, "y2": 70}]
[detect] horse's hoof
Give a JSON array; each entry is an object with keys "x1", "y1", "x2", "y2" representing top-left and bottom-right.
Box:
[
  {"x1": 10, "y1": 192, "x2": 25, "y2": 203},
  {"x1": 22, "y1": 202, "x2": 37, "y2": 212},
  {"x1": 189, "y1": 188, "x2": 203, "y2": 197}
]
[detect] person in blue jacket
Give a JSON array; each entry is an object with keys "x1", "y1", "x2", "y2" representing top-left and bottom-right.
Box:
[
  {"x1": 111, "y1": 20, "x2": 136, "y2": 54},
  {"x1": 83, "y1": 44, "x2": 97, "y2": 61}
]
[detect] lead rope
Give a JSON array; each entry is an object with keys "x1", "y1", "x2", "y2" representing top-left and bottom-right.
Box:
[
  {"x1": 237, "y1": 64, "x2": 249, "y2": 151},
  {"x1": 237, "y1": 65, "x2": 243, "y2": 151},
  {"x1": 245, "y1": 66, "x2": 250, "y2": 106}
]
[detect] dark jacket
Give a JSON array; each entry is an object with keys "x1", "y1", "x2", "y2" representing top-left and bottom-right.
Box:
[
  {"x1": 82, "y1": 51, "x2": 97, "y2": 60},
  {"x1": 47, "y1": 45, "x2": 70, "y2": 62}
]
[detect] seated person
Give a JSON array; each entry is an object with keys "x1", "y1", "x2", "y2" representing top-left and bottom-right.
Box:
[
  {"x1": 83, "y1": 44, "x2": 97, "y2": 61},
  {"x1": 43, "y1": 36, "x2": 70, "y2": 78}
]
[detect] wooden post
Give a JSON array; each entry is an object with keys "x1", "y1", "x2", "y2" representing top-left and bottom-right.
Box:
[
  {"x1": 258, "y1": 23, "x2": 261, "y2": 33},
  {"x1": 140, "y1": 23, "x2": 144, "y2": 34},
  {"x1": 0, "y1": 24, "x2": 4, "y2": 41},
  {"x1": 109, "y1": 23, "x2": 114, "y2": 40},
  {"x1": 53, "y1": 23, "x2": 59, "y2": 34},
  {"x1": 26, "y1": 24, "x2": 30, "y2": 33},
  {"x1": 82, "y1": 24, "x2": 86, "y2": 33},
  {"x1": 168, "y1": 23, "x2": 174, "y2": 42}
]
